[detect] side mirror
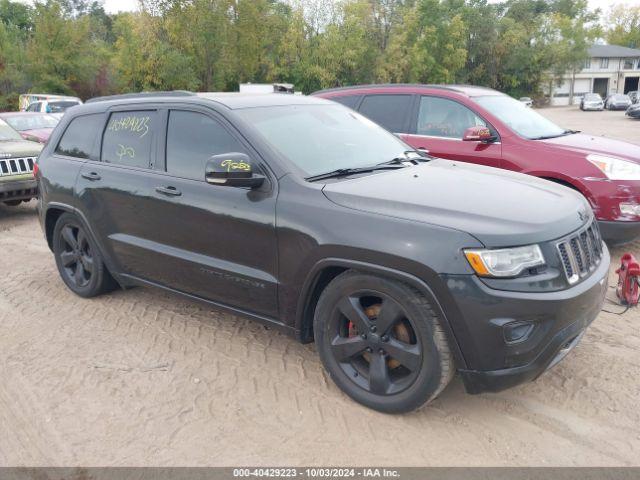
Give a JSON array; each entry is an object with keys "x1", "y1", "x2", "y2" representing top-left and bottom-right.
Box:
[
  {"x1": 205, "y1": 153, "x2": 265, "y2": 188},
  {"x1": 462, "y1": 126, "x2": 496, "y2": 143}
]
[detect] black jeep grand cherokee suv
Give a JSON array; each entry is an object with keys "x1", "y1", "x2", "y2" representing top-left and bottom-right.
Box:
[{"x1": 36, "y1": 92, "x2": 609, "y2": 413}]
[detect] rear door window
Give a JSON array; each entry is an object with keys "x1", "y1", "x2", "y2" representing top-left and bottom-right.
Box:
[
  {"x1": 358, "y1": 94, "x2": 412, "y2": 133},
  {"x1": 56, "y1": 114, "x2": 104, "y2": 159},
  {"x1": 417, "y1": 96, "x2": 486, "y2": 138},
  {"x1": 101, "y1": 111, "x2": 156, "y2": 168},
  {"x1": 166, "y1": 110, "x2": 246, "y2": 181}
]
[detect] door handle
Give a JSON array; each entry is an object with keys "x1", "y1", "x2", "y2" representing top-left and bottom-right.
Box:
[
  {"x1": 81, "y1": 172, "x2": 101, "y2": 181},
  {"x1": 155, "y1": 185, "x2": 182, "y2": 196}
]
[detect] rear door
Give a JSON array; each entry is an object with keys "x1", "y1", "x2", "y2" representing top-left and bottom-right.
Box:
[
  {"x1": 76, "y1": 108, "x2": 158, "y2": 279},
  {"x1": 402, "y1": 96, "x2": 502, "y2": 168},
  {"x1": 137, "y1": 106, "x2": 279, "y2": 317}
]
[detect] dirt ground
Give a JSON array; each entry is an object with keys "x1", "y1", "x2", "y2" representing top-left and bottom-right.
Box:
[{"x1": 1, "y1": 106, "x2": 639, "y2": 467}]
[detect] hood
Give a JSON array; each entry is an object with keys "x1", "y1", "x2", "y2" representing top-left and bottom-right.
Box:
[
  {"x1": 0, "y1": 139, "x2": 43, "y2": 157},
  {"x1": 20, "y1": 128, "x2": 52, "y2": 143},
  {"x1": 538, "y1": 133, "x2": 640, "y2": 163},
  {"x1": 322, "y1": 159, "x2": 590, "y2": 247}
]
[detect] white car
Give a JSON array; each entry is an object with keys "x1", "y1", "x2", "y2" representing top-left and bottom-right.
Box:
[
  {"x1": 519, "y1": 96, "x2": 533, "y2": 107},
  {"x1": 580, "y1": 93, "x2": 604, "y2": 111},
  {"x1": 25, "y1": 99, "x2": 82, "y2": 114}
]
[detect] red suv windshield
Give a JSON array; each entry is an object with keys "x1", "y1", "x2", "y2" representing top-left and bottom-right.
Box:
[{"x1": 473, "y1": 95, "x2": 566, "y2": 140}]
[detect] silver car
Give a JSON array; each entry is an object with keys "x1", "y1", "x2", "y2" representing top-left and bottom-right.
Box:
[
  {"x1": 580, "y1": 93, "x2": 604, "y2": 111},
  {"x1": 605, "y1": 93, "x2": 632, "y2": 110}
]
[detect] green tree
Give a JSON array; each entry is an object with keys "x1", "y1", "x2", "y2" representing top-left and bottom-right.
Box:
[{"x1": 606, "y1": 4, "x2": 640, "y2": 49}]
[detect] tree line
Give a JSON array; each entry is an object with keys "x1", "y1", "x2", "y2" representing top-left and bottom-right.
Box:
[{"x1": 1, "y1": 0, "x2": 639, "y2": 110}]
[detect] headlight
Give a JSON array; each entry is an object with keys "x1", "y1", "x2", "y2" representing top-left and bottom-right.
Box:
[
  {"x1": 587, "y1": 154, "x2": 640, "y2": 180},
  {"x1": 620, "y1": 202, "x2": 640, "y2": 216},
  {"x1": 464, "y1": 245, "x2": 545, "y2": 277}
]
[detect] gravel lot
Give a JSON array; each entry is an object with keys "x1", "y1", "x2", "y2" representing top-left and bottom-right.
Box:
[{"x1": 1, "y1": 106, "x2": 639, "y2": 466}]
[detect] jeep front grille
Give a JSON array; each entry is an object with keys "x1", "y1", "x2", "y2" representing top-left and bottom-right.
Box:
[
  {"x1": 556, "y1": 220, "x2": 603, "y2": 284},
  {"x1": 0, "y1": 157, "x2": 36, "y2": 176}
]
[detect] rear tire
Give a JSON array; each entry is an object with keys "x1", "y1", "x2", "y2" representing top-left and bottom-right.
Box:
[
  {"x1": 314, "y1": 271, "x2": 454, "y2": 413},
  {"x1": 53, "y1": 213, "x2": 116, "y2": 298}
]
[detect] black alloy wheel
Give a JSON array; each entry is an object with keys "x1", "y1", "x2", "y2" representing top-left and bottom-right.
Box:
[
  {"x1": 314, "y1": 271, "x2": 454, "y2": 413},
  {"x1": 329, "y1": 291, "x2": 421, "y2": 395},
  {"x1": 59, "y1": 224, "x2": 94, "y2": 288},
  {"x1": 53, "y1": 213, "x2": 116, "y2": 297}
]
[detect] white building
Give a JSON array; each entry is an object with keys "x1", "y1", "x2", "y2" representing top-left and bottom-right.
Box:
[{"x1": 550, "y1": 44, "x2": 640, "y2": 106}]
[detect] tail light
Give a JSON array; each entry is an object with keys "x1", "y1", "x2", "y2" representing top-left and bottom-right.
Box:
[{"x1": 33, "y1": 162, "x2": 39, "y2": 178}]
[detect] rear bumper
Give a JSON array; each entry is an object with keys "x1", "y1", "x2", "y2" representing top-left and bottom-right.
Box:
[
  {"x1": 0, "y1": 178, "x2": 37, "y2": 202},
  {"x1": 442, "y1": 245, "x2": 609, "y2": 394},
  {"x1": 598, "y1": 220, "x2": 640, "y2": 245}
]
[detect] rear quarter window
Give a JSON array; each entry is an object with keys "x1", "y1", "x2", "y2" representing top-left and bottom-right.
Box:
[
  {"x1": 330, "y1": 95, "x2": 361, "y2": 110},
  {"x1": 55, "y1": 114, "x2": 104, "y2": 159},
  {"x1": 101, "y1": 111, "x2": 156, "y2": 168}
]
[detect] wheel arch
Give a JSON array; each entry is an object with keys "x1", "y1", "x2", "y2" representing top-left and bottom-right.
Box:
[
  {"x1": 45, "y1": 204, "x2": 74, "y2": 251},
  {"x1": 44, "y1": 202, "x2": 123, "y2": 288},
  {"x1": 295, "y1": 258, "x2": 467, "y2": 369}
]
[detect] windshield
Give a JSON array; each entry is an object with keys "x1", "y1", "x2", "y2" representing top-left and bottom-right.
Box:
[
  {"x1": 237, "y1": 104, "x2": 411, "y2": 177},
  {"x1": 612, "y1": 94, "x2": 629, "y2": 100},
  {"x1": 0, "y1": 119, "x2": 23, "y2": 141},
  {"x1": 585, "y1": 94, "x2": 601, "y2": 101},
  {"x1": 4, "y1": 114, "x2": 58, "y2": 132},
  {"x1": 473, "y1": 95, "x2": 566, "y2": 139}
]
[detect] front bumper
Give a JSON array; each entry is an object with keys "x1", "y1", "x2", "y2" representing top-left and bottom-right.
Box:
[
  {"x1": 442, "y1": 244, "x2": 609, "y2": 394},
  {"x1": 582, "y1": 105, "x2": 603, "y2": 110},
  {"x1": 0, "y1": 178, "x2": 37, "y2": 202},
  {"x1": 598, "y1": 220, "x2": 640, "y2": 245}
]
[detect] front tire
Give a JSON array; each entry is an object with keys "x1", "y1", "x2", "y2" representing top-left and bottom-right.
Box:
[
  {"x1": 53, "y1": 213, "x2": 116, "y2": 298},
  {"x1": 314, "y1": 271, "x2": 454, "y2": 413}
]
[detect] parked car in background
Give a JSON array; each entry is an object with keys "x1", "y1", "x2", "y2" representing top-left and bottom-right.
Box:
[
  {"x1": 0, "y1": 118, "x2": 41, "y2": 206},
  {"x1": 628, "y1": 91, "x2": 639, "y2": 104},
  {"x1": 313, "y1": 84, "x2": 640, "y2": 243},
  {"x1": 605, "y1": 93, "x2": 632, "y2": 110},
  {"x1": 625, "y1": 102, "x2": 640, "y2": 118},
  {"x1": 25, "y1": 99, "x2": 82, "y2": 114},
  {"x1": 0, "y1": 112, "x2": 59, "y2": 143},
  {"x1": 580, "y1": 93, "x2": 604, "y2": 111},
  {"x1": 519, "y1": 96, "x2": 533, "y2": 107},
  {"x1": 19, "y1": 94, "x2": 82, "y2": 113},
  {"x1": 35, "y1": 91, "x2": 608, "y2": 413}
]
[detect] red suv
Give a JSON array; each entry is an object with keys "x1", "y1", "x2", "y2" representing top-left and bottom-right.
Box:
[{"x1": 313, "y1": 84, "x2": 640, "y2": 243}]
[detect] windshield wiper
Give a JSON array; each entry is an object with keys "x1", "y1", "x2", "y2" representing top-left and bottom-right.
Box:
[
  {"x1": 377, "y1": 151, "x2": 432, "y2": 166},
  {"x1": 306, "y1": 164, "x2": 405, "y2": 182},
  {"x1": 530, "y1": 129, "x2": 580, "y2": 140}
]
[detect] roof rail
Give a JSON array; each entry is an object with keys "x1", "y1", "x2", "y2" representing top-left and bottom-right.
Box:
[
  {"x1": 311, "y1": 83, "x2": 493, "y2": 95},
  {"x1": 86, "y1": 91, "x2": 196, "y2": 104}
]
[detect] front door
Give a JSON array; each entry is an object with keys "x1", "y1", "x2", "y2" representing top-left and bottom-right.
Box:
[
  {"x1": 402, "y1": 96, "x2": 502, "y2": 168},
  {"x1": 140, "y1": 108, "x2": 279, "y2": 318}
]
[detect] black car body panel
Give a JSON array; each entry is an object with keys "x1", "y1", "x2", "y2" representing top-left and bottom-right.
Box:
[{"x1": 36, "y1": 92, "x2": 609, "y2": 396}]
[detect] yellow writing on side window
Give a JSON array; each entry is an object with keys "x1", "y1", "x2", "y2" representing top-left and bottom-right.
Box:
[
  {"x1": 108, "y1": 116, "x2": 150, "y2": 138},
  {"x1": 221, "y1": 159, "x2": 251, "y2": 172},
  {"x1": 116, "y1": 144, "x2": 135, "y2": 160}
]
